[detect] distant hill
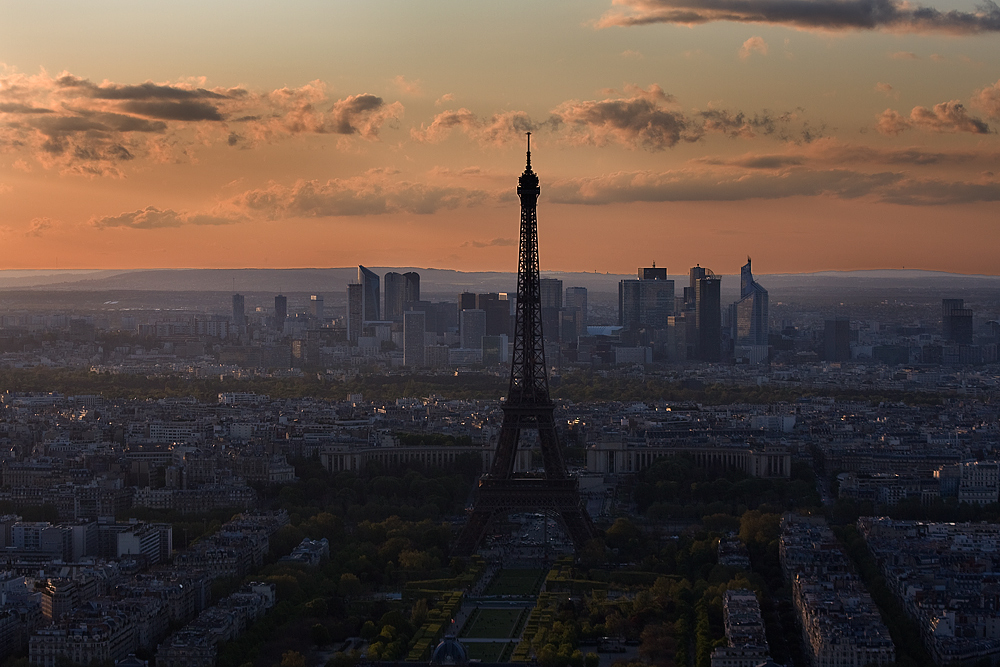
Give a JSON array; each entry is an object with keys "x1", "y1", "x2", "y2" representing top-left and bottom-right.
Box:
[{"x1": 0, "y1": 267, "x2": 996, "y2": 297}]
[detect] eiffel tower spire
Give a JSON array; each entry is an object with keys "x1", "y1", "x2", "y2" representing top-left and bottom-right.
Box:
[{"x1": 452, "y1": 135, "x2": 597, "y2": 557}]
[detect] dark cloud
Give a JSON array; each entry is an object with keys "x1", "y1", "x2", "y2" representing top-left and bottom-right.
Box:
[
  {"x1": 56, "y1": 76, "x2": 228, "y2": 100},
  {"x1": 462, "y1": 237, "x2": 517, "y2": 248},
  {"x1": 877, "y1": 101, "x2": 990, "y2": 135},
  {"x1": 553, "y1": 85, "x2": 697, "y2": 150},
  {"x1": 597, "y1": 0, "x2": 1000, "y2": 34},
  {"x1": 90, "y1": 206, "x2": 237, "y2": 229},
  {"x1": 330, "y1": 94, "x2": 385, "y2": 135},
  {"x1": 0, "y1": 103, "x2": 53, "y2": 114},
  {"x1": 548, "y1": 168, "x2": 904, "y2": 203},
  {"x1": 120, "y1": 100, "x2": 224, "y2": 121},
  {"x1": 228, "y1": 178, "x2": 487, "y2": 218}
]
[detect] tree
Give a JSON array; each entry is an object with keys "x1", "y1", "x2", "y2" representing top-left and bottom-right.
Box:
[
  {"x1": 311, "y1": 623, "x2": 332, "y2": 646},
  {"x1": 281, "y1": 651, "x2": 306, "y2": 667}
]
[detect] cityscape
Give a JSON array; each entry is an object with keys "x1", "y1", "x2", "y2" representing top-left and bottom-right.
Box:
[{"x1": 2, "y1": 2, "x2": 1000, "y2": 667}]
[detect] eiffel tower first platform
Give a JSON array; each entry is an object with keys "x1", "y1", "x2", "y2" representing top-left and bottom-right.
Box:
[{"x1": 451, "y1": 135, "x2": 597, "y2": 558}]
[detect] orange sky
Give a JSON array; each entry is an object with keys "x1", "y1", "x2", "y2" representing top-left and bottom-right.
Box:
[{"x1": 1, "y1": 1, "x2": 999, "y2": 275}]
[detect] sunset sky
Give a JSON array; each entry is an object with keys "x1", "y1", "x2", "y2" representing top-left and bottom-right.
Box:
[{"x1": 1, "y1": 0, "x2": 999, "y2": 275}]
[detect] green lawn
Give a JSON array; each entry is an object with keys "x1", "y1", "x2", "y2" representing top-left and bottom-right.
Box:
[
  {"x1": 483, "y1": 569, "x2": 546, "y2": 597},
  {"x1": 464, "y1": 642, "x2": 512, "y2": 662},
  {"x1": 460, "y1": 608, "x2": 526, "y2": 639}
]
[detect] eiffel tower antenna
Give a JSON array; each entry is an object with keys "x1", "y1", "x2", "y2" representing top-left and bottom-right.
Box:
[{"x1": 452, "y1": 134, "x2": 597, "y2": 557}]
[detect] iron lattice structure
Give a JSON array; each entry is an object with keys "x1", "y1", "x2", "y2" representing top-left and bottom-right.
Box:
[{"x1": 452, "y1": 135, "x2": 597, "y2": 557}]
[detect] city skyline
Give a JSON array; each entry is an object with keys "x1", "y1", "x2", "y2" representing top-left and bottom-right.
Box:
[{"x1": 1, "y1": 1, "x2": 999, "y2": 274}]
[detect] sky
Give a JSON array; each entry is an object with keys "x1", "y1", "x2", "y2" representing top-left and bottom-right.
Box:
[{"x1": 1, "y1": 0, "x2": 999, "y2": 275}]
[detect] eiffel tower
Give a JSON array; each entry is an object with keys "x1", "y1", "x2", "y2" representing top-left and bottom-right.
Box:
[{"x1": 452, "y1": 134, "x2": 597, "y2": 557}]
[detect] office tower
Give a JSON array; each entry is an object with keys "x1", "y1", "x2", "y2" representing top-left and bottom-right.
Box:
[
  {"x1": 309, "y1": 295, "x2": 324, "y2": 322},
  {"x1": 565, "y1": 287, "x2": 588, "y2": 336},
  {"x1": 685, "y1": 265, "x2": 708, "y2": 310},
  {"x1": 403, "y1": 272, "x2": 420, "y2": 303},
  {"x1": 539, "y1": 278, "x2": 563, "y2": 309},
  {"x1": 385, "y1": 271, "x2": 421, "y2": 321},
  {"x1": 476, "y1": 293, "x2": 512, "y2": 337},
  {"x1": 824, "y1": 317, "x2": 851, "y2": 361},
  {"x1": 539, "y1": 278, "x2": 562, "y2": 344},
  {"x1": 460, "y1": 309, "x2": 487, "y2": 350},
  {"x1": 403, "y1": 311, "x2": 425, "y2": 367},
  {"x1": 232, "y1": 294, "x2": 246, "y2": 332},
  {"x1": 639, "y1": 266, "x2": 667, "y2": 281},
  {"x1": 346, "y1": 284, "x2": 363, "y2": 343},
  {"x1": 358, "y1": 265, "x2": 380, "y2": 321},
  {"x1": 694, "y1": 269, "x2": 721, "y2": 361},
  {"x1": 458, "y1": 292, "x2": 477, "y2": 311},
  {"x1": 384, "y1": 272, "x2": 404, "y2": 321},
  {"x1": 942, "y1": 298, "x2": 974, "y2": 344},
  {"x1": 274, "y1": 295, "x2": 287, "y2": 330},
  {"x1": 731, "y1": 258, "x2": 769, "y2": 346},
  {"x1": 619, "y1": 266, "x2": 674, "y2": 330}
]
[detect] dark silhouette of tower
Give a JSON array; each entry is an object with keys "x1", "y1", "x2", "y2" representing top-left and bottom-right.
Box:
[
  {"x1": 274, "y1": 294, "x2": 287, "y2": 330},
  {"x1": 452, "y1": 135, "x2": 596, "y2": 557}
]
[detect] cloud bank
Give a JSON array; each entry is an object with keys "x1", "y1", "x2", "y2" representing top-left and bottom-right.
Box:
[
  {"x1": 0, "y1": 68, "x2": 404, "y2": 175},
  {"x1": 597, "y1": 0, "x2": 1000, "y2": 34}
]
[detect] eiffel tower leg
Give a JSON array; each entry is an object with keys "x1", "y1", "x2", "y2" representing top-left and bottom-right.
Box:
[
  {"x1": 535, "y1": 410, "x2": 567, "y2": 480},
  {"x1": 490, "y1": 411, "x2": 522, "y2": 479},
  {"x1": 453, "y1": 506, "x2": 493, "y2": 558}
]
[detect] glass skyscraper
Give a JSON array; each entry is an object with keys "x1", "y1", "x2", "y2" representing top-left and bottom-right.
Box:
[{"x1": 731, "y1": 258, "x2": 769, "y2": 347}]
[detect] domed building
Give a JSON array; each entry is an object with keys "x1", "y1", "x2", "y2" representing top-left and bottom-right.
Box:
[{"x1": 429, "y1": 635, "x2": 468, "y2": 667}]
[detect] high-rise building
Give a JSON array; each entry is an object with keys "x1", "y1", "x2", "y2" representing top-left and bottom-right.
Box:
[
  {"x1": 565, "y1": 287, "x2": 588, "y2": 337},
  {"x1": 274, "y1": 295, "x2": 287, "y2": 330},
  {"x1": 824, "y1": 317, "x2": 851, "y2": 361},
  {"x1": 346, "y1": 284, "x2": 363, "y2": 343},
  {"x1": 693, "y1": 269, "x2": 721, "y2": 361},
  {"x1": 384, "y1": 272, "x2": 404, "y2": 321},
  {"x1": 942, "y1": 298, "x2": 974, "y2": 344},
  {"x1": 477, "y1": 293, "x2": 512, "y2": 337},
  {"x1": 685, "y1": 265, "x2": 707, "y2": 310},
  {"x1": 232, "y1": 294, "x2": 245, "y2": 331},
  {"x1": 309, "y1": 295, "x2": 324, "y2": 322},
  {"x1": 619, "y1": 266, "x2": 674, "y2": 330},
  {"x1": 403, "y1": 311, "x2": 425, "y2": 367},
  {"x1": 539, "y1": 278, "x2": 562, "y2": 344},
  {"x1": 358, "y1": 265, "x2": 380, "y2": 322},
  {"x1": 458, "y1": 292, "x2": 477, "y2": 311},
  {"x1": 385, "y1": 271, "x2": 420, "y2": 321},
  {"x1": 460, "y1": 309, "x2": 487, "y2": 350},
  {"x1": 730, "y1": 258, "x2": 769, "y2": 346},
  {"x1": 403, "y1": 271, "x2": 420, "y2": 303}
]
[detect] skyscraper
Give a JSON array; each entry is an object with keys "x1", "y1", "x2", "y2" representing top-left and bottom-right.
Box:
[
  {"x1": 460, "y1": 309, "x2": 487, "y2": 350},
  {"x1": 274, "y1": 295, "x2": 287, "y2": 330},
  {"x1": 693, "y1": 268, "x2": 721, "y2": 361},
  {"x1": 565, "y1": 286, "x2": 588, "y2": 337},
  {"x1": 384, "y1": 272, "x2": 404, "y2": 321},
  {"x1": 309, "y1": 295, "x2": 324, "y2": 322},
  {"x1": 403, "y1": 271, "x2": 420, "y2": 304},
  {"x1": 942, "y1": 298, "x2": 973, "y2": 344},
  {"x1": 346, "y1": 284, "x2": 363, "y2": 343},
  {"x1": 824, "y1": 317, "x2": 851, "y2": 361},
  {"x1": 476, "y1": 293, "x2": 512, "y2": 337},
  {"x1": 385, "y1": 271, "x2": 420, "y2": 321},
  {"x1": 619, "y1": 266, "x2": 674, "y2": 330},
  {"x1": 403, "y1": 310, "x2": 425, "y2": 367},
  {"x1": 358, "y1": 265, "x2": 380, "y2": 322},
  {"x1": 731, "y1": 258, "x2": 769, "y2": 346},
  {"x1": 458, "y1": 292, "x2": 477, "y2": 311},
  {"x1": 232, "y1": 294, "x2": 245, "y2": 331}
]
